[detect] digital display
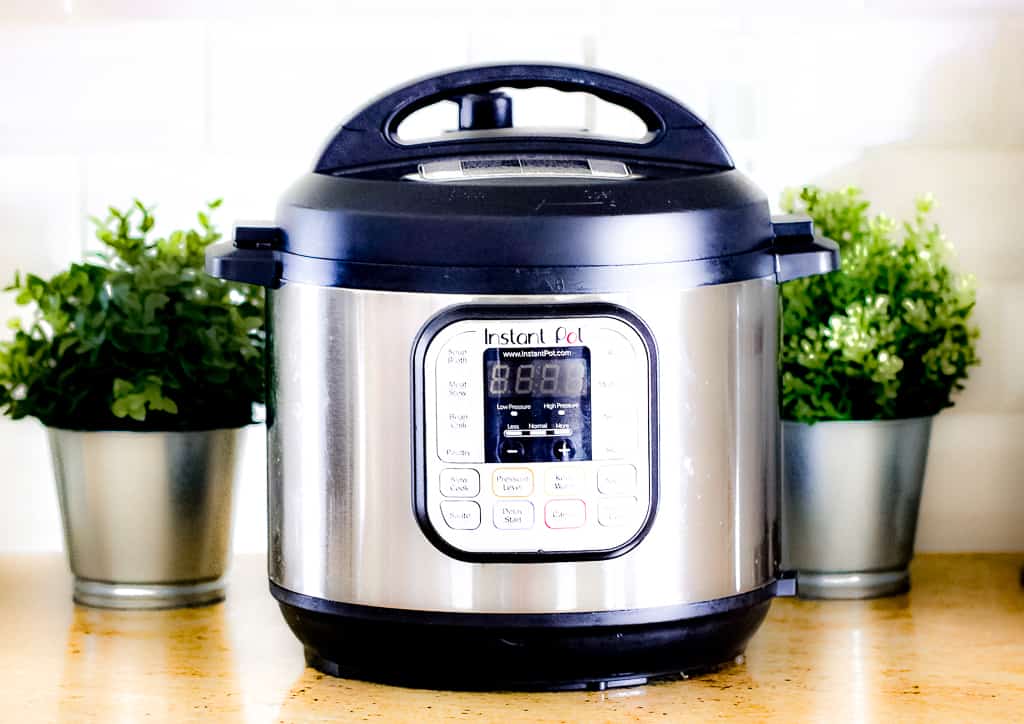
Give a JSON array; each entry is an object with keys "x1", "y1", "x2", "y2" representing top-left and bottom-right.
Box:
[
  {"x1": 482, "y1": 346, "x2": 592, "y2": 464},
  {"x1": 485, "y1": 357, "x2": 588, "y2": 398}
]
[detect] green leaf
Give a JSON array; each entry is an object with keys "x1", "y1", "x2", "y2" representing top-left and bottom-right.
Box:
[
  {"x1": 780, "y1": 185, "x2": 979, "y2": 423},
  {"x1": 0, "y1": 198, "x2": 265, "y2": 429}
]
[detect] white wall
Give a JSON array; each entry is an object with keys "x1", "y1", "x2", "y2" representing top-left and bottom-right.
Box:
[{"x1": 0, "y1": 0, "x2": 1022, "y2": 554}]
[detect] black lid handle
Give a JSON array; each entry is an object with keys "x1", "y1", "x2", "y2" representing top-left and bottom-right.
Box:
[
  {"x1": 315, "y1": 63, "x2": 734, "y2": 174},
  {"x1": 772, "y1": 215, "x2": 840, "y2": 283}
]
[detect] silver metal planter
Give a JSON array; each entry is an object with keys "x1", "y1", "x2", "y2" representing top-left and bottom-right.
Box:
[
  {"x1": 48, "y1": 427, "x2": 243, "y2": 609},
  {"x1": 781, "y1": 417, "x2": 933, "y2": 599}
]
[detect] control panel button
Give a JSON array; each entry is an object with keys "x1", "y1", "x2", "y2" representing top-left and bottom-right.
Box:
[
  {"x1": 440, "y1": 469, "x2": 480, "y2": 498},
  {"x1": 552, "y1": 439, "x2": 576, "y2": 461},
  {"x1": 441, "y1": 501, "x2": 481, "y2": 530},
  {"x1": 546, "y1": 467, "x2": 583, "y2": 495},
  {"x1": 598, "y1": 497, "x2": 638, "y2": 527},
  {"x1": 545, "y1": 499, "x2": 586, "y2": 529},
  {"x1": 494, "y1": 501, "x2": 534, "y2": 530},
  {"x1": 597, "y1": 465, "x2": 637, "y2": 496},
  {"x1": 439, "y1": 445, "x2": 476, "y2": 462},
  {"x1": 492, "y1": 468, "x2": 534, "y2": 497},
  {"x1": 498, "y1": 440, "x2": 526, "y2": 462}
]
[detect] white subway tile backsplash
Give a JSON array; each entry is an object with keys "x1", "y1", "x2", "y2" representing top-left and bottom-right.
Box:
[
  {"x1": 1, "y1": 4, "x2": 1023, "y2": 553},
  {"x1": 207, "y1": 19, "x2": 468, "y2": 162},
  {"x1": 916, "y1": 412, "x2": 1024, "y2": 552},
  {"x1": 952, "y1": 282, "x2": 1024, "y2": 414},
  {"x1": 80, "y1": 151, "x2": 303, "y2": 248},
  {"x1": 0, "y1": 23, "x2": 207, "y2": 153},
  {"x1": 0, "y1": 419, "x2": 62, "y2": 553},
  {"x1": 800, "y1": 147, "x2": 1024, "y2": 283},
  {"x1": 0, "y1": 154, "x2": 82, "y2": 273}
]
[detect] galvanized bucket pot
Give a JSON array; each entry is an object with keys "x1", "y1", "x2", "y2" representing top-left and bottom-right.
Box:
[
  {"x1": 49, "y1": 427, "x2": 244, "y2": 609},
  {"x1": 781, "y1": 417, "x2": 933, "y2": 599}
]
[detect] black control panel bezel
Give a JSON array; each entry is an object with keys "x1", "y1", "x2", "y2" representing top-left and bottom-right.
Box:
[{"x1": 410, "y1": 303, "x2": 660, "y2": 564}]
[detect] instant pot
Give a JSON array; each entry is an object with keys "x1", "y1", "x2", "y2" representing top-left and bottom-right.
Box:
[{"x1": 207, "y1": 64, "x2": 838, "y2": 691}]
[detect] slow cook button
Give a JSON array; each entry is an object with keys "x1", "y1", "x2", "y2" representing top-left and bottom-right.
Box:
[
  {"x1": 598, "y1": 497, "x2": 638, "y2": 527},
  {"x1": 440, "y1": 468, "x2": 480, "y2": 497},
  {"x1": 440, "y1": 500, "x2": 481, "y2": 530},
  {"x1": 544, "y1": 499, "x2": 586, "y2": 529},
  {"x1": 546, "y1": 467, "x2": 583, "y2": 495},
  {"x1": 492, "y1": 468, "x2": 534, "y2": 497},
  {"x1": 494, "y1": 501, "x2": 534, "y2": 530},
  {"x1": 597, "y1": 464, "x2": 637, "y2": 495}
]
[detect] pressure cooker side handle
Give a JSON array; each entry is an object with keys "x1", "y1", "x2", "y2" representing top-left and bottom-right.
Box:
[
  {"x1": 772, "y1": 215, "x2": 840, "y2": 283},
  {"x1": 314, "y1": 63, "x2": 734, "y2": 174}
]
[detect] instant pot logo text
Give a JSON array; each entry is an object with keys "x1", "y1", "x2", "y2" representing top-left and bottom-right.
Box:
[{"x1": 483, "y1": 326, "x2": 583, "y2": 345}]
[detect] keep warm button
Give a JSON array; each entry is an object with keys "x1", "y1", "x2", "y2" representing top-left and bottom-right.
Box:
[
  {"x1": 493, "y1": 501, "x2": 534, "y2": 530},
  {"x1": 492, "y1": 468, "x2": 534, "y2": 497}
]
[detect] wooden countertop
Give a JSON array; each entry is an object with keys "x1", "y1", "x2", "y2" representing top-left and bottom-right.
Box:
[{"x1": 2, "y1": 554, "x2": 1022, "y2": 722}]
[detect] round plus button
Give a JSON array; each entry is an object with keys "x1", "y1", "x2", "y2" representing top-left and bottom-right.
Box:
[{"x1": 552, "y1": 439, "x2": 575, "y2": 461}]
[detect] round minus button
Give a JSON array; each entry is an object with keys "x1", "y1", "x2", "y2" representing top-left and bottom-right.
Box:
[{"x1": 498, "y1": 440, "x2": 526, "y2": 462}]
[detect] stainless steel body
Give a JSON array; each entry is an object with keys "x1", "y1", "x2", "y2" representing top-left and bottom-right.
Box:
[
  {"x1": 49, "y1": 427, "x2": 243, "y2": 609},
  {"x1": 781, "y1": 417, "x2": 933, "y2": 599},
  {"x1": 268, "y1": 277, "x2": 779, "y2": 615}
]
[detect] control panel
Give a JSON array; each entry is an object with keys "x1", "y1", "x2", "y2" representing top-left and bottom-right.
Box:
[{"x1": 415, "y1": 306, "x2": 656, "y2": 559}]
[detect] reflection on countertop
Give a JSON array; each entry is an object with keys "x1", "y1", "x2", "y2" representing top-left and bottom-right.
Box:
[{"x1": 1, "y1": 554, "x2": 1021, "y2": 722}]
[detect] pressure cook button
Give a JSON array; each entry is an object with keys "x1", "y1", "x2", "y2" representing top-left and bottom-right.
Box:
[
  {"x1": 546, "y1": 467, "x2": 583, "y2": 495},
  {"x1": 440, "y1": 468, "x2": 480, "y2": 497},
  {"x1": 598, "y1": 497, "x2": 638, "y2": 527},
  {"x1": 544, "y1": 499, "x2": 586, "y2": 529},
  {"x1": 493, "y1": 501, "x2": 534, "y2": 530},
  {"x1": 597, "y1": 465, "x2": 637, "y2": 495},
  {"x1": 492, "y1": 468, "x2": 534, "y2": 497},
  {"x1": 440, "y1": 501, "x2": 481, "y2": 530}
]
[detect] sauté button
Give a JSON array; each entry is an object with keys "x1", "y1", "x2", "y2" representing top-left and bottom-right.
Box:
[
  {"x1": 598, "y1": 497, "x2": 637, "y2": 527},
  {"x1": 597, "y1": 465, "x2": 637, "y2": 495},
  {"x1": 440, "y1": 500, "x2": 481, "y2": 530},
  {"x1": 492, "y1": 468, "x2": 534, "y2": 497},
  {"x1": 546, "y1": 467, "x2": 583, "y2": 495},
  {"x1": 494, "y1": 501, "x2": 534, "y2": 530},
  {"x1": 544, "y1": 499, "x2": 586, "y2": 529},
  {"x1": 552, "y1": 439, "x2": 575, "y2": 461},
  {"x1": 440, "y1": 468, "x2": 480, "y2": 497}
]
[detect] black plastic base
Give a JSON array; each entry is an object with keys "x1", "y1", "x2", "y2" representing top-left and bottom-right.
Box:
[{"x1": 276, "y1": 591, "x2": 771, "y2": 691}]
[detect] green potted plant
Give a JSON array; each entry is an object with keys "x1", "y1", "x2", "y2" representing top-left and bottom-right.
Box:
[
  {"x1": 0, "y1": 200, "x2": 264, "y2": 609},
  {"x1": 779, "y1": 186, "x2": 979, "y2": 599}
]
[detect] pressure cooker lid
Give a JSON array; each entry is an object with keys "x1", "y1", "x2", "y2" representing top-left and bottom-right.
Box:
[{"x1": 208, "y1": 64, "x2": 838, "y2": 292}]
